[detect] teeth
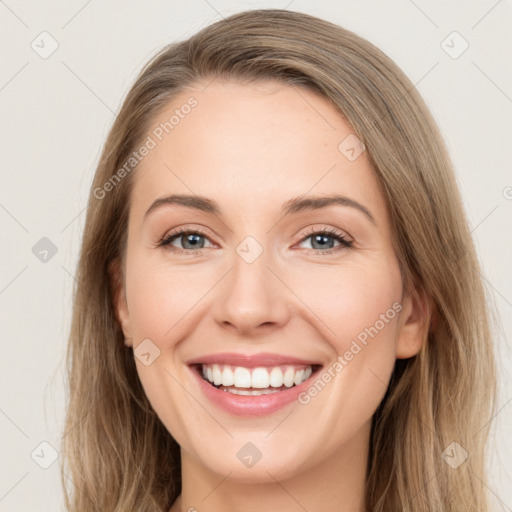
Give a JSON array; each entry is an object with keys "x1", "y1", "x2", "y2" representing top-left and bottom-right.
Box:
[
  {"x1": 283, "y1": 367, "x2": 295, "y2": 387},
  {"x1": 293, "y1": 369, "x2": 305, "y2": 385},
  {"x1": 212, "y1": 364, "x2": 222, "y2": 385},
  {"x1": 268, "y1": 367, "x2": 283, "y2": 387},
  {"x1": 233, "y1": 367, "x2": 251, "y2": 387},
  {"x1": 251, "y1": 368, "x2": 270, "y2": 388},
  {"x1": 221, "y1": 366, "x2": 234, "y2": 386},
  {"x1": 200, "y1": 363, "x2": 315, "y2": 389}
]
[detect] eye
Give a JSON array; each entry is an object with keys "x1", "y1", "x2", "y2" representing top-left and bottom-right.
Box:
[
  {"x1": 296, "y1": 226, "x2": 353, "y2": 255},
  {"x1": 157, "y1": 227, "x2": 214, "y2": 254},
  {"x1": 157, "y1": 225, "x2": 353, "y2": 256}
]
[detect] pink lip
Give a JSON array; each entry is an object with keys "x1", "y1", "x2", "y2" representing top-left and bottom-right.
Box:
[
  {"x1": 186, "y1": 352, "x2": 321, "y2": 367},
  {"x1": 187, "y1": 355, "x2": 323, "y2": 417}
]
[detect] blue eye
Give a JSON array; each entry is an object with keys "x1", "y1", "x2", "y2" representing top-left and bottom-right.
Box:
[
  {"x1": 159, "y1": 228, "x2": 213, "y2": 252},
  {"x1": 298, "y1": 228, "x2": 353, "y2": 254},
  {"x1": 158, "y1": 226, "x2": 352, "y2": 255}
]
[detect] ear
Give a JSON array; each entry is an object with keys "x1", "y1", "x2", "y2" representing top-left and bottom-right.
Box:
[
  {"x1": 395, "y1": 285, "x2": 432, "y2": 359},
  {"x1": 109, "y1": 257, "x2": 133, "y2": 347}
]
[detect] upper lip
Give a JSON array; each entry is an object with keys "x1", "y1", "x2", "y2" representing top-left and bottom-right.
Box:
[{"x1": 186, "y1": 352, "x2": 323, "y2": 368}]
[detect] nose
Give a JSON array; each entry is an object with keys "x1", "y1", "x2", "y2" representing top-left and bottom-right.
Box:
[{"x1": 211, "y1": 249, "x2": 291, "y2": 337}]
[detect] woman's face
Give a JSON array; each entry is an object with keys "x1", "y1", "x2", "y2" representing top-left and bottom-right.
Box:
[{"x1": 113, "y1": 79, "x2": 425, "y2": 482}]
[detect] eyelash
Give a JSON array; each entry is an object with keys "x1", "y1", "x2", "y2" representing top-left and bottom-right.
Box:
[{"x1": 156, "y1": 225, "x2": 353, "y2": 256}]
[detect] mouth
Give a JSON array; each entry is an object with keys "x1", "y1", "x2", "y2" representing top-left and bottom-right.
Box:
[
  {"x1": 186, "y1": 352, "x2": 325, "y2": 416},
  {"x1": 191, "y1": 363, "x2": 323, "y2": 396}
]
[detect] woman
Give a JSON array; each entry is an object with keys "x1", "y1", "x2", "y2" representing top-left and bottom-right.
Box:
[{"x1": 60, "y1": 9, "x2": 497, "y2": 512}]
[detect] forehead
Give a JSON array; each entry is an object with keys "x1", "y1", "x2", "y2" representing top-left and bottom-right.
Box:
[{"x1": 129, "y1": 80, "x2": 386, "y2": 223}]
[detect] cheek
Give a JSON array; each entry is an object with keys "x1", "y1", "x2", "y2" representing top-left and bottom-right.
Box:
[
  {"x1": 125, "y1": 256, "x2": 205, "y2": 342},
  {"x1": 288, "y1": 258, "x2": 402, "y2": 350},
  {"x1": 123, "y1": 256, "x2": 210, "y2": 447},
  {"x1": 290, "y1": 261, "x2": 402, "y2": 429},
  {"x1": 291, "y1": 260, "x2": 402, "y2": 405}
]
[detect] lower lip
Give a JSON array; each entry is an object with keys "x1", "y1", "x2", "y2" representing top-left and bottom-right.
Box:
[{"x1": 189, "y1": 365, "x2": 320, "y2": 417}]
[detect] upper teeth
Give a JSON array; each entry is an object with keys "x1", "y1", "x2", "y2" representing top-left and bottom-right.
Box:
[{"x1": 201, "y1": 364, "x2": 313, "y2": 389}]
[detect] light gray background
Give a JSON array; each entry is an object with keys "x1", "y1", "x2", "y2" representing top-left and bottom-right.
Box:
[{"x1": 1, "y1": 1, "x2": 511, "y2": 510}]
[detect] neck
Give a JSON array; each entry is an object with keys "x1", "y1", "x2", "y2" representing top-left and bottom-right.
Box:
[{"x1": 170, "y1": 420, "x2": 370, "y2": 512}]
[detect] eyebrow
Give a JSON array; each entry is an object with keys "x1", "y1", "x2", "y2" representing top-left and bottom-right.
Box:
[{"x1": 144, "y1": 193, "x2": 376, "y2": 224}]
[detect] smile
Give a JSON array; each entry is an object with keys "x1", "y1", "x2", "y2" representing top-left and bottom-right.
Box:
[
  {"x1": 199, "y1": 363, "x2": 314, "y2": 395},
  {"x1": 187, "y1": 352, "x2": 323, "y2": 415}
]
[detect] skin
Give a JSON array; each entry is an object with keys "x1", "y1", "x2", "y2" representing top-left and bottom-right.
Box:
[{"x1": 112, "y1": 79, "x2": 429, "y2": 512}]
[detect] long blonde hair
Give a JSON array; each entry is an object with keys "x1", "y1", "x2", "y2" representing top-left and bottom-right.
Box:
[{"x1": 60, "y1": 9, "x2": 497, "y2": 511}]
